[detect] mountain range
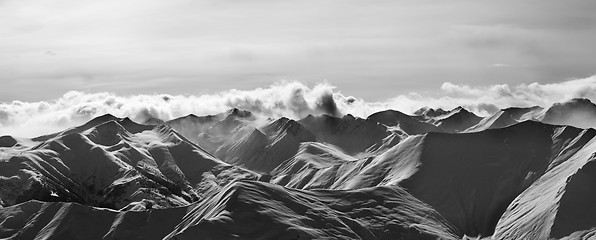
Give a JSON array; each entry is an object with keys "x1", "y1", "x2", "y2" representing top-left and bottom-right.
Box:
[{"x1": 2, "y1": 98, "x2": 596, "y2": 239}]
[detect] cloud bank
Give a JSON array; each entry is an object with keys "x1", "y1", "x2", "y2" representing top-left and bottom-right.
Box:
[{"x1": 1, "y1": 76, "x2": 596, "y2": 138}]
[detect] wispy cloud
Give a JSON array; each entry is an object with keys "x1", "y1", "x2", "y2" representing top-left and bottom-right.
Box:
[{"x1": 1, "y1": 76, "x2": 596, "y2": 138}]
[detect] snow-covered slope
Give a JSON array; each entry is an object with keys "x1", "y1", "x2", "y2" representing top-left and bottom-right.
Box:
[
  {"x1": 0, "y1": 115, "x2": 258, "y2": 209},
  {"x1": 537, "y1": 98, "x2": 596, "y2": 129},
  {"x1": 270, "y1": 141, "x2": 362, "y2": 189},
  {"x1": 164, "y1": 108, "x2": 257, "y2": 154},
  {"x1": 0, "y1": 200, "x2": 189, "y2": 240},
  {"x1": 467, "y1": 98, "x2": 596, "y2": 132},
  {"x1": 0, "y1": 181, "x2": 460, "y2": 240},
  {"x1": 413, "y1": 106, "x2": 482, "y2": 133},
  {"x1": 414, "y1": 107, "x2": 450, "y2": 119},
  {"x1": 465, "y1": 106, "x2": 543, "y2": 132},
  {"x1": 168, "y1": 181, "x2": 460, "y2": 239},
  {"x1": 397, "y1": 121, "x2": 557, "y2": 237},
  {"x1": 432, "y1": 107, "x2": 483, "y2": 133},
  {"x1": 164, "y1": 113, "x2": 223, "y2": 143},
  {"x1": 299, "y1": 114, "x2": 392, "y2": 155},
  {"x1": 215, "y1": 117, "x2": 317, "y2": 173},
  {"x1": 493, "y1": 127, "x2": 596, "y2": 239},
  {"x1": 367, "y1": 110, "x2": 441, "y2": 135},
  {"x1": 270, "y1": 120, "x2": 596, "y2": 238}
]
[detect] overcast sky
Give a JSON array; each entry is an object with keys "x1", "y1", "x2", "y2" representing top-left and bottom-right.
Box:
[{"x1": 1, "y1": 0, "x2": 596, "y2": 102}]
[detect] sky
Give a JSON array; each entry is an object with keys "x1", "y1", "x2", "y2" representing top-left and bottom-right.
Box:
[
  {"x1": 1, "y1": 0, "x2": 596, "y2": 137},
  {"x1": 1, "y1": 0, "x2": 596, "y2": 102}
]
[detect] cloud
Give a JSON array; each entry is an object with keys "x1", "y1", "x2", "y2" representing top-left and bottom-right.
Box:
[
  {"x1": 1, "y1": 76, "x2": 596, "y2": 138},
  {"x1": 2, "y1": 0, "x2": 596, "y2": 104},
  {"x1": 0, "y1": 81, "x2": 347, "y2": 137},
  {"x1": 388, "y1": 75, "x2": 596, "y2": 115}
]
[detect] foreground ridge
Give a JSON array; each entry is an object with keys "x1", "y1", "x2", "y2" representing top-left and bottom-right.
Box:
[{"x1": 0, "y1": 181, "x2": 459, "y2": 240}]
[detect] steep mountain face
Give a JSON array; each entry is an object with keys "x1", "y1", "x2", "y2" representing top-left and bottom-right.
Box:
[
  {"x1": 367, "y1": 110, "x2": 441, "y2": 135},
  {"x1": 411, "y1": 107, "x2": 483, "y2": 133},
  {"x1": 276, "y1": 141, "x2": 357, "y2": 172},
  {"x1": 165, "y1": 108, "x2": 257, "y2": 155},
  {"x1": 414, "y1": 107, "x2": 450, "y2": 119},
  {"x1": 0, "y1": 181, "x2": 459, "y2": 240},
  {"x1": 0, "y1": 200, "x2": 190, "y2": 240},
  {"x1": 271, "y1": 141, "x2": 363, "y2": 189},
  {"x1": 0, "y1": 116, "x2": 258, "y2": 209},
  {"x1": 398, "y1": 121, "x2": 556, "y2": 237},
  {"x1": 538, "y1": 98, "x2": 596, "y2": 129},
  {"x1": 215, "y1": 117, "x2": 317, "y2": 173},
  {"x1": 432, "y1": 107, "x2": 483, "y2": 133},
  {"x1": 299, "y1": 114, "x2": 392, "y2": 155},
  {"x1": 271, "y1": 120, "x2": 596, "y2": 238},
  {"x1": 164, "y1": 113, "x2": 223, "y2": 143},
  {"x1": 31, "y1": 114, "x2": 129, "y2": 141},
  {"x1": 465, "y1": 98, "x2": 596, "y2": 133},
  {"x1": 215, "y1": 128, "x2": 269, "y2": 165},
  {"x1": 494, "y1": 127, "x2": 596, "y2": 239},
  {"x1": 466, "y1": 106, "x2": 543, "y2": 132},
  {"x1": 196, "y1": 113, "x2": 256, "y2": 153}
]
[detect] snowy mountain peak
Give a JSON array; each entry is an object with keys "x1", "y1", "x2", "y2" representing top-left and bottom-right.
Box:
[
  {"x1": 367, "y1": 109, "x2": 440, "y2": 135},
  {"x1": 414, "y1": 107, "x2": 449, "y2": 118},
  {"x1": 225, "y1": 108, "x2": 253, "y2": 119},
  {"x1": 539, "y1": 98, "x2": 596, "y2": 129}
]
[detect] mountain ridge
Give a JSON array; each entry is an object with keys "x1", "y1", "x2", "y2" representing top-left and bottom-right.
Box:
[{"x1": 3, "y1": 99, "x2": 596, "y2": 239}]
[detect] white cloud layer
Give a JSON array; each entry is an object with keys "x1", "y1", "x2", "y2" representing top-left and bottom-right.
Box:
[{"x1": 1, "y1": 76, "x2": 596, "y2": 138}]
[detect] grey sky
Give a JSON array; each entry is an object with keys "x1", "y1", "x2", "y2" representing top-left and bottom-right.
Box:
[{"x1": 1, "y1": 0, "x2": 595, "y2": 102}]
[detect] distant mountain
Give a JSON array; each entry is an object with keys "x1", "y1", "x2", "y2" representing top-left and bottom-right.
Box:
[
  {"x1": 433, "y1": 107, "x2": 483, "y2": 132},
  {"x1": 466, "y1": 106, "x2": 543, "y2": 132},
  {"x1": 164, "y1": 113, "x2": 224, "y2": 144},
  {"x1": 466, "y1": 98, "x2": 596, "y2": 132},
  {"x1": 144, "y1": 117, "x2": 165, "y2": 125},
  {"x1": 299, "y1": 114, "x2": 392, "y2": 155},
  {"x1": 3, "y1": 100, "x2": 596, "y2": 239},
  {"x1": 538, "y1": 98, "x2": 596, "y2": 129},
  {"x1": 414, "y1": 107, "x2": 450, "y2": 119},
  {"x1": 367, "y1": 109, "x2": 441, "y2": 135},
  {"x1": 0, "y1": 115, "x2": 258, "y2": 209},
  {"x1": 215, "y1": 117, "x2": 316, "y2": 173},
  {"x1": 163, "y1": 108, "x2": 257, "y2": 155}
]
